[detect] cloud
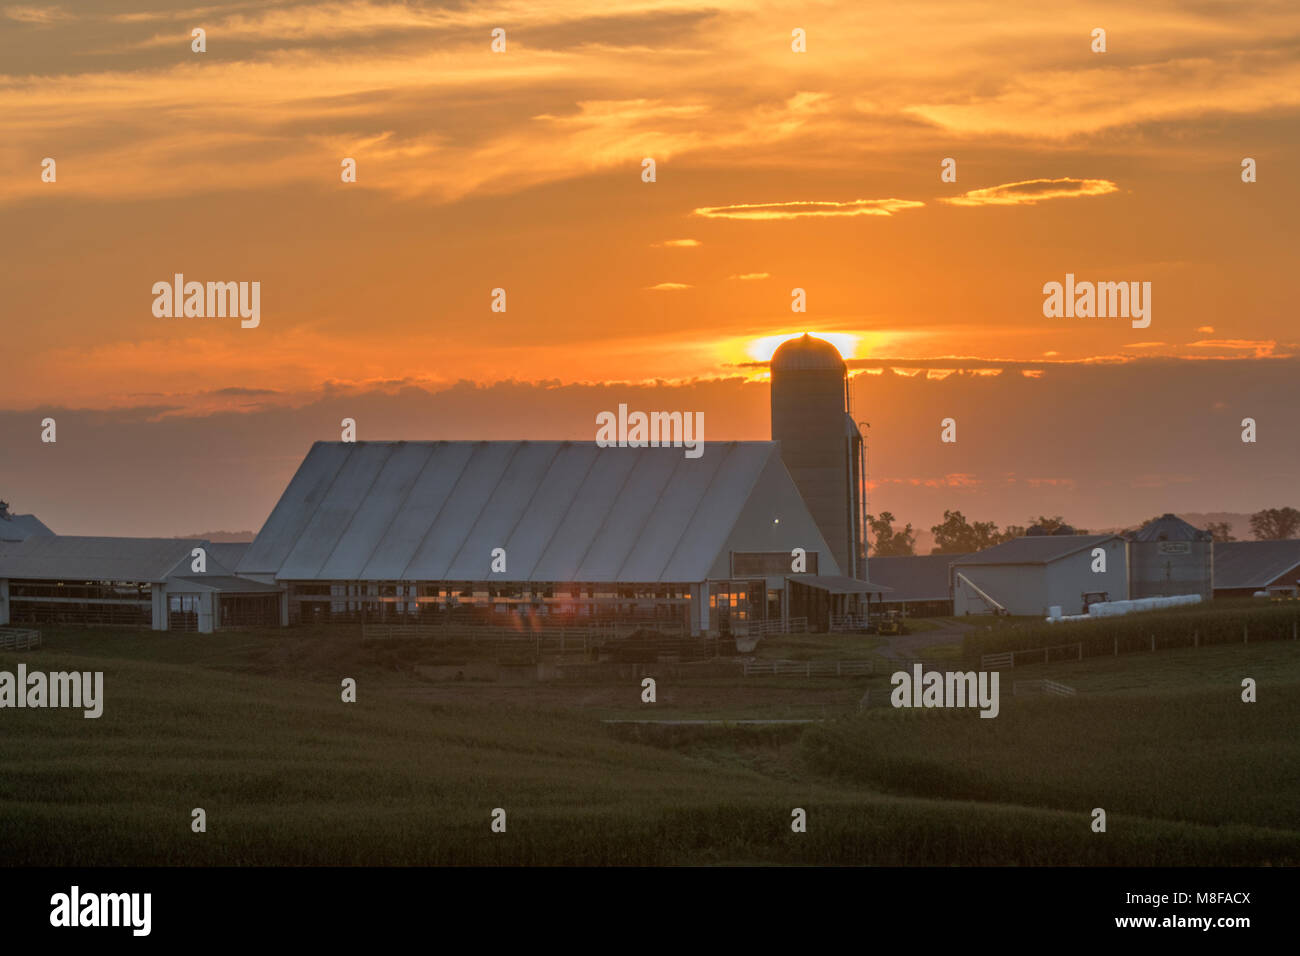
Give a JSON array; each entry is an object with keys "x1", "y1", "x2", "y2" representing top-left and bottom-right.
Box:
[
  {"x1": 728, "y1": 272, "x2": 769, "y2": 280},
  {"x1": 693, "y1": 199, "x2": 925, "y2": 221},
  {"x1": 646, "y1": 282, "x2": 691, "y2": 290},
  {"x1": 941, "y1": 178, "x2": 1119, "y2": 207},
  {"x1": 1188, "y1": 339, "x2": 1278, "y2": 358},
  {"x1": 652, "y1": 239, "x2": 701, "y2": 248},
  {"x1": 3, "y1": 5, "x2": 72, "y2": 23},
  {"x1": 1197, "y1": 326, "x2": 1215, "y2": 333}
]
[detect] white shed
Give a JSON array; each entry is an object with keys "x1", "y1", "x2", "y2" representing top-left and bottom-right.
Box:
[{"x1": 951, "y1": 534, "x2": 1128, "y2": 617}]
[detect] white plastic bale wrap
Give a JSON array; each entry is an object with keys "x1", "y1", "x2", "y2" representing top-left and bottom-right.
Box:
[{"x1": 1048, "y1": 593, "x2": 1202, "y2": 622}]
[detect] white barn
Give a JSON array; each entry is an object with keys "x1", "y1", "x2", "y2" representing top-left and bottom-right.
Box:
[{"x1": 235, "y1": 439, "x2": 886, "y2": 635}]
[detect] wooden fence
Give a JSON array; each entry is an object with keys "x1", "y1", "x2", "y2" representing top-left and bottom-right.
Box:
[
  {"x1": 0, "y1": 627, "x2": 42, "y2": 650},
  {"x1": 828, "y1": 613, "x2": 870, "y2": 632},
  {"x1": 742, "y1": 658, "x2": 875, "y2": 677},
  {"x1": 980, "y1": 642, "x2": 1082, "y2": 670},
  {"x1": 749, "y1": 616, "x2": 808, "y2": 637},
  {"x1": 1012, "y1": 679, "x2": 1077, "y2": 697}
]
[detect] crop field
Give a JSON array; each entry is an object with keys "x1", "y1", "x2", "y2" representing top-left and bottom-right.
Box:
[
  {"x1": 2, "y1": 618, "x2": 1298, "y2": 866},
  {"x1": 962, "y1": 599, "x2": 1300, "y2": 659}
]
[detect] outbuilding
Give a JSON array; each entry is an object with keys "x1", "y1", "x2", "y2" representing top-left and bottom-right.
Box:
[{"x1": 950, "y1": 534, "x2": 1128, "y2": 617}]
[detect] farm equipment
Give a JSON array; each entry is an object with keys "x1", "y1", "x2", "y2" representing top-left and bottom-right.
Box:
[
  {"x1": 1081, "y1": 591, "x2": 1109, "y2": 614},
  {"x1": 874, "y1": 609, "x2": 910, "y2": 636}
]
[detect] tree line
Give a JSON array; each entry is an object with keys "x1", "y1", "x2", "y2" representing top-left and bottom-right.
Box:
[{"x1": 866, "y1": 507, "x2": 1300, "y2": 557}]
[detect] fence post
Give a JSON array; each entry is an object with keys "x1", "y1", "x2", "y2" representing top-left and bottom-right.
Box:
[
  {"x1": 1150, "y1": 634, "x2": 1155, "y2": 653},
  {"x1": 1113, "y1": 637, "x2": 1118, "y2": 657},
  {"x1": 1244, "y1": 624, "x2": 1248, "y2": 644},
  {"x1": 1194, "y1": 630, "x2": 1198, "y2": 648}
]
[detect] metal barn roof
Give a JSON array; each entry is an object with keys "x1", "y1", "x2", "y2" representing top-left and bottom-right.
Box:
[
  {"x1": 167, "y1": 574, "x2": 283, "y2": 593},
  {"x1": 789, "y1": 574, "x2": 891, "y2": 595},
  {"x1": 869, "y1": 553, "x2": 970, "y2": 602},
  {"x1": 0, "y1": 536, "x2": 215, "y2": 582},
  {"x1": 1129, "y1": 513, "x2": 1212, "y2": 543},
  {"x1": 238, "y1": 440, "x2": 803, "y2": 583},
  {"x1": 951, "y1": 534, "x2": 1121, "y2": 567},
  {"x1": 0, "y1": 514, "x2": 54, "y2": 542},
  {"x1": 1212, "y1": 540, "x2": 1300, "y2": 590},
  {"x1": 205, "y1": 542, "x2": 250, "y2": 568}
]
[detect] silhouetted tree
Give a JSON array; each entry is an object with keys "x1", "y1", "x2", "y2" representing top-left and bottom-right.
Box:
[
  {"x1": 1205, "y1": 521, "x2": 1236, "y2": 542},
  {"x1": 930, "y1": 510, "x2": 1002, "y2": 554},
  {"x1": 868, "y1": 512, "x2": 916, "y2": 556},
  {"x1": 1250, "y1": 507, "x2": 1300, "y2": 540}
]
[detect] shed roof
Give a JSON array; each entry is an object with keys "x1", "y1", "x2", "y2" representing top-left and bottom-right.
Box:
[
  {"x1": 238, "y1": 440, "x2": 807, "y2": 583},
  {"x1": 166, "y1": 575, "x2": 283, "y2": 593},
  {"x1": 869, "y1": 553, "x2": 970, "y2": 602},
  {"x1": 1212, "y1": 540, "x2": 1300, "y2": 590},
  {"x1": 951, "y1": 534, "x2": 1121, "y2": 567},
  {"x1": 790, "y1": 574, "x2": 892, "y2": 595},
  {"x1": 0, "y1": 535, "x2": 216, "y2": 582},
  {"x1": 0, "y1": 514, "x2": 54, "y2": 542}
]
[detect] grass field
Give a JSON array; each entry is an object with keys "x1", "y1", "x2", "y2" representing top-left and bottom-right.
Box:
[{"x1": 2, "y1": 625, "x2": 1297, "y2": 865}]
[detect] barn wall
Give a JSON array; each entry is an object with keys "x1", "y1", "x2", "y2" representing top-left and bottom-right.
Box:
[
  {"x1": 953, "y1": 564, "x2": 1046, "y2": 615},
  {"x1": 1044, "y1": 541, "x2": 1128, "y2": 614}
]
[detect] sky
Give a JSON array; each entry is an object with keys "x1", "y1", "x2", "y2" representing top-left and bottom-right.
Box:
[{"x1": 1, "y1": 0, "x2": 1297, "y2": 537}]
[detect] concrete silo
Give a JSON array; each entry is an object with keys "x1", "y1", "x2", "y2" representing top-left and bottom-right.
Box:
[
  {"x1": 769, "y1": 334, "x2": 866, "y2": 578},
  {"x1": 1126, "y1": 513, "x2": 1213, "y2": 600}
]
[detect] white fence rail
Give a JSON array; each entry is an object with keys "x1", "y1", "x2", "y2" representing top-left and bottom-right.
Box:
[
  {"x1": 980, "y1": 642, "x2": 1082, "y2": 670},
  {"x1": 749, "y1": 616, "x2": 808, "y2": 637},
  {"x1": 742, "y1": 659, "x2": 874, "y2": 677},
  {"x1": 0, "y1": 627, "x2": 42, "y2": 650},
  {"x1": 1012, "y1": 679, "x2": 1077, "y2": 697}
]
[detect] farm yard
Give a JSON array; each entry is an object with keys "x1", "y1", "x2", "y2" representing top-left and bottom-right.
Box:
[{"x1": 2, "y1": 607, "x2": 1298, "y2": 866}]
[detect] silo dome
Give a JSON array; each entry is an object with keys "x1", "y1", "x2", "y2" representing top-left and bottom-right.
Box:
[{"x1": 771, "y1": 334, "x2": 847, "y2": 372}]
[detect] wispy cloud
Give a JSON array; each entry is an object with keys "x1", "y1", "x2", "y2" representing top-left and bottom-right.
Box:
[
  {"x1": 728, "y1": 272, "x2": 769, "y2": 280},
  {"x1": 646, "y1": 282, "x2": 691, "y2": 290},
  {"x1": 1188, "y1": 339, "x2": 1279, "y2": 358},
  {"x1": 652, "y1": 239, "x2": 701, "y2": 248},
  {"x1": 694, "y1": 199, "x2": 924, "y2": 221},
  {"x1": 4, "y1": 4, "x2": 71, "y2": 23},
  {"x1": 941, "y1": 178, "x2": 1119, "y2": 207}
]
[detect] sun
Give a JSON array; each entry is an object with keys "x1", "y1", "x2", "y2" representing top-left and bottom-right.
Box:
[{"x1": 746, "y1": 331, "x2": 860, "y2": 363}]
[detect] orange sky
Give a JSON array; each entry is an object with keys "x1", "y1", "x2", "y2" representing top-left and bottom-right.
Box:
[{"x1": 1, "y1": 0, "x2": 1298, "y2": 536}]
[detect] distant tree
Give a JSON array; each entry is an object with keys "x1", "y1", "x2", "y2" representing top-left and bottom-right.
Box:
[
  {"x1": 998, "y1": 524, "x2": 1027, "y2": 542},
  {"x1": 1025, "y1": 515, "x2": 1086, "y2": 535},
  {"x1": 0, "y1": 500, "x2": 9, "y2": 519},
  {"x1": 868, "y1": 512, "x2": 916, "y2": 556},
  {"x1": 1205, "y1": 521, "x2": 1236, "y2": 543},
  {"x1": 1249, "y1": 507, "x2": 1300, "y2": 541},
  {"x1": 930, "y1": 510, "x2": 1002, "y2": 554}
]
